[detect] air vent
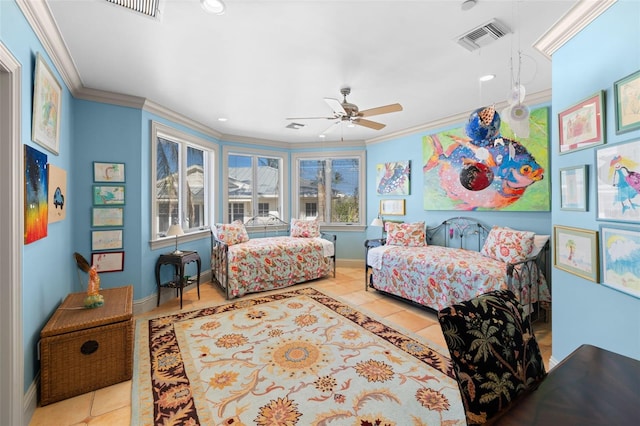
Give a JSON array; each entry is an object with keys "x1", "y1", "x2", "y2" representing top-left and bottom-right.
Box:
[
  {"x1": 286, "y1": 123, "x2": 306, "y2": 130},
  {"x1": 456, "y1": 19, "x2": 511, "y2": 52},
  {"x1": 105, "y1": 0, "x2": 161, "y2": 19}
]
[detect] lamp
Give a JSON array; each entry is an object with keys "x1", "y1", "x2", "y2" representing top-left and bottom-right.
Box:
[
  {"x1": 166, "y1": 224, "x2": 185, "y2": 254},
  {"x1": 370, "y1": 215, "x2": 384, "y2": 238},
  {"x1": 201, "y1": 0, "x2": 226, "y2": 15}
]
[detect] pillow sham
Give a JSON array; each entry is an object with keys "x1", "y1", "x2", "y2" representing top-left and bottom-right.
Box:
[
  {"x1": 216, "y1": 220, "x2": 250, "y2": 246},
  {"x1": 290, "y1": 219, "x2": 320, "y2": 238},
  {"x1": 386, "y1": 221, "x2": 426, "y2": 247},
  {"x1": 481, "y1": 226, "x2": 535, "y2": 263}
]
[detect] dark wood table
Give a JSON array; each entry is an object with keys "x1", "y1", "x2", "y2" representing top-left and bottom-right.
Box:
[
  {"x1": 495, "y1": 344, "x2": 640, "y2": 425},
  {"x1": 155, "y1": 250, "x2": 201, "y2": 309}
]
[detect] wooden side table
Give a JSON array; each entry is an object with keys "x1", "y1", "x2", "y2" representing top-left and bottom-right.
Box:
[{"x1": 155, "y1": 250, "x2": 201, "y2": 309}]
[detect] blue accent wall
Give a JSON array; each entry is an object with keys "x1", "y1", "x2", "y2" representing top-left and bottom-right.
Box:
[{"x1": 551, "y1": 0, "x2": 640, "y2": 361}]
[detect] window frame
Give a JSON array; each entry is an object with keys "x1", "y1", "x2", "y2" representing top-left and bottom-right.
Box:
[
  {"x1": 222, "y1": 145, "x2": 289, "y2": 228},
  {"x1": 292, "y1": 149, "x2": 366, "y2": 231},
  {"x1": 150, "y1": 121, "x2": 216, "y2": 250}
]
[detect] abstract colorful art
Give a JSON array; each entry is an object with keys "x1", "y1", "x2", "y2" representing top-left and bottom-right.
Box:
[
  {"x1": 24, "y1": 145, "x2": 48, "y2": 244},
  {"x1": 422, "y1": 106, "x2": 550, "y2": 211},
  {"x1": 376, "y1": 161, "x2": 410, "y2": 195}
]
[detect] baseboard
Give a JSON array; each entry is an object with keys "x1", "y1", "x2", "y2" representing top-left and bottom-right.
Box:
[
  {"x1": 336, "y1": 258, "x2": 364, "y2": 268},
  {"x1": 548, "y1": 355, "x2": 559, "y2": 370},
  {"x1": 23, "y1": 373, "x2": 38, "y2": 426},
  {"x1": 133, "y1": 269, "x2": 212, "y2": 316}
]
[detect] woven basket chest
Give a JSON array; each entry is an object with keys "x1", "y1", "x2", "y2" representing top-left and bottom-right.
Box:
[{"x1": 39, "y1": 286, "x2": 133, "y2": 406}]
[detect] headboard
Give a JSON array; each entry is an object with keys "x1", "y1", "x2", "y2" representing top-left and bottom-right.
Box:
[
  {"x1": 243, "y1": 214, "x2": 289, "y2": 238},
  {"x1": 426, "y1": 217, "x2": 490, "y2": 251}
]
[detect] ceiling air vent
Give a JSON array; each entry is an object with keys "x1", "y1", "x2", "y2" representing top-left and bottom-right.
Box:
[
  {"x1": 286, "y1": 123, "x2": 306, "y2": 130},
  {"x1": 105, "y1": 0, "x2": 161, "y2": 19},
  {"x1": 456, "y1": 19, "x2": 511, "y2": 52}
]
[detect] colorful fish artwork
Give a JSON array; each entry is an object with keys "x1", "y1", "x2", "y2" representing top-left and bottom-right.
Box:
[
  {"x1": 422, "y1": 106, "x2": 550, "y2": 211},
  {"x1": 376, "y1": 161, "x2": 410, "y2": 195}
]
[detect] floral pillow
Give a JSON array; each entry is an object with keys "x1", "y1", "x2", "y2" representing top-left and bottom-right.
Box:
[
  {"x1": 290, "y1": 219, "x2": 320, "y2": 238},
  {"x1": 481, "y1": 226, "x2": 535, "y2": 263},
  {"x1": 216, "y1": 220, "x2": 249, "y2": 246},
  {"x1": 386, "y1": 221, "x2": 426, "y2": 247}
]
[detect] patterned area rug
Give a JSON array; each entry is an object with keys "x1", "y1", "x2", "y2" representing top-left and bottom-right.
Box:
[{"x1": 133, "y1": 287, "x2": 465, "y2": 425}]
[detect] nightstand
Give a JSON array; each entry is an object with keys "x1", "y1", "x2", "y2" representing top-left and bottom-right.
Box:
[
  {"x1": 155, "y1": 250, "x2": 201, "y2": 309},
  {"x1": 364, "y1": 238, "x2": 385, "y2": 291}
]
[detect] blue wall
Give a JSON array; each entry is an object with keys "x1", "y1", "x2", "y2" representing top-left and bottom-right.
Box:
[{"x1": 551, "y1": 0, "x2": 640, "y2": 361}]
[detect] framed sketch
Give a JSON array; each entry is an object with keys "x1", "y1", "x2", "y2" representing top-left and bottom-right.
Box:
[
  {"x1": 554, "y1": 225, "x2": 599, "y2": 282},
  {"x1": 558, "y1": 91, "x2": 605, "y2": 154},
  {"x1": 595, "y1": 139, "x2": 640, "y2": 223},
  {"x1": 599, "y1": 224, "x2": 640, "y2": 298},
  {"x1": 559, "y1": 165, "x2": 588, "y2": 211},
  {"x1": 91, "y1": 251, "x2": 125, "y2": 273},
  {"x1": 91, "y1": 229, "x2": 123, "y2": 250},
  {"x1": 47, "y1": 164, "x2": 67, "y2": 223},
  {"x1": 92, "y1": 207, "x2": 124, "y2": 227},
  {"x1": 614, "y1": 69, "x2": 640, "y2": 134},
  {"x1": 31, "y1": 53, "x2": 62, "y2": 155},
  {"x1": 380, "y1": 199, "x2": 405, "y2": 216},
  {"x1": 376, "y1": 161, "x2": 410, "y2": 195},
  {"x1": 93, "y1": 162, "x2": 125, "y2": 183},
  {"x1": 93, "y1": 185, "x2": 125, "y2": 205}
]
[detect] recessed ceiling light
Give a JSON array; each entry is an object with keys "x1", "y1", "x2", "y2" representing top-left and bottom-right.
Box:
[
  {"x1": 201, "y1": 0, "x2": 226, "y2": 15},
  {"x1": 461, "y1": 0, "x2": 477, "y2": 12},
  {"x1": 479, "y1": 74, "x2": 495, "y2": 82},
  {"x1": 319, "y1": 134, "x2": 326, "y2": 138},
  {"x1": 217, "y1": 117, "x2": 228, "y2": 122}
]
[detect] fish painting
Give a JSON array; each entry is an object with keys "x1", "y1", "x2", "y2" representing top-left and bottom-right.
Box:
[
  {"x1": 376, "y1": 161, "x2": 410, "y2": 195},
  {"x1": 422, "y1": 106, "x2": 549, "y2": 211}
]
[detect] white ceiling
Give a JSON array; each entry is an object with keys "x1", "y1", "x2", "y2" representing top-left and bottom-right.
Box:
[{"x1": 43, "y1": 0, "x2": 578, "y2": 144}]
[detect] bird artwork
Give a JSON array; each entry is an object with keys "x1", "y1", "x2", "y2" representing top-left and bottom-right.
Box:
[{"x1": 609, "y1": 155, "x2": 640, "y2": 213}]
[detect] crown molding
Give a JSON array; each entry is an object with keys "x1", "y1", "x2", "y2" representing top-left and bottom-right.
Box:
[
  {"x1": 366, "y1": 89, "x2": 552, "y2": 146},
  {"x1": 534, "y1": 0, "x2": 617, "y2": 59}
]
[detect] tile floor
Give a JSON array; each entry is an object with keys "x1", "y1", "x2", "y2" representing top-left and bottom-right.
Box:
[{"x1": 29, "y1": 266, "x2": 552, "y2": 425}]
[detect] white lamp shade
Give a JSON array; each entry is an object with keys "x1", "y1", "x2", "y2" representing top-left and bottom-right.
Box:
[
  {"x1": 370, "y1": 217, "x2": 384, "y2": 227},
  {"x1": 166, "y1": 224, "x2": 184, "y2": 237}
]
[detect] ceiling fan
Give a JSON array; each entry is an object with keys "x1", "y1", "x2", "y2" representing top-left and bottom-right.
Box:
[{"x1": 287, "y1": 87, "x2": 403, "y2": 133}]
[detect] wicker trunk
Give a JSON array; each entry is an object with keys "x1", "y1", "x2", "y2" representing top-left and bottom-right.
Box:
[{"x1": 39, "y1": 286, "x2": 133, "y2": 406}]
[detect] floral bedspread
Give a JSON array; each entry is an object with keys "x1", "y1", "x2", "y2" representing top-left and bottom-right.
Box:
[
  {"x1": 369, "y1": 245, "x2": 550, "y2": 311},
  {"x1": 214, "y1": 237, "x2": 332, "y2": 298}
]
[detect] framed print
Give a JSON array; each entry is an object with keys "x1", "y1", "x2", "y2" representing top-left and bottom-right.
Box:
[
  {"x1": 614, "y1": 69, "x2": 640, "y2": 134},
  {"x1": 91, "y1": 229, "x2": 123, "y2": 250},
  {"x1": 93, "y1": 162, "x2": 125, "y2": 182},
  {"x1": 554, "y1": 225, "x2": 599, "y2": 282},
  {"x1": 376, "y1": 161, "x2": 410, "y2": 195},
  {"x1": 47, "y1": 164, "x2": 67, "y2": 223},
  {"x1": 595, "y1": 139, "x2": 640, "y2": 223},
  {"x1": 93, "y1": 185, "x2": 125, "y2": 205},
  {"x1": 380, "y1": 199, "x2": 405, "y2": 216},
  {"x1": 599, "y1": 224, "x2": 640, "y2": 298},
  {"x1": 559, "y1": 165, "x2": 588, "y2": 211},
  {"x1": 558, "y1": 91, "x2": 605, "y2": 154},
  {"x1": 31, "y1": 53, "x2": 62, "y2": 155},
  {"x1": 91, "y1": 251, "x2": 125, "y2": 273},
  {"x1": 92, "y1": 207, "x2": 124, "y2": 227},
  {"x1": 24, "y1": 145, "x2": 48, "y2": 244}
]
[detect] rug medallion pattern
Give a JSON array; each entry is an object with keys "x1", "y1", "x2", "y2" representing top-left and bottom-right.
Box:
[{"x1": 133, "y1": 287, "x2": 465, "y2": 425}]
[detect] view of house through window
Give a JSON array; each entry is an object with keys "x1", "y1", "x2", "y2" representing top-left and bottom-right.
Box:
[
  {"x1": 227, "y1": 153, "x2": 283, "y2": 223},
  {"x1": 296, "y1": 155, "x2": 362, "y2": 224}
]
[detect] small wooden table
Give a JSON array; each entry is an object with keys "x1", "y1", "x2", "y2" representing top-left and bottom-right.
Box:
[
  {"x1": 495, "y1": 344, "x2": 640, "y2": 425},
  {"x1": 155, "y1": 250, "x2": 201, "y2": 309}
]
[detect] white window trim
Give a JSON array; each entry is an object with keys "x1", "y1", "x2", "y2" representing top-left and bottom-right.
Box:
[
  {"x1": 222, "y1": 145, "x2": 289, "y2": 224},
  {"x1": 149, "y1": 121, "x2": 217, "y2": 250},
  {"x1": 292, "y1": 149, "x2": 366, "y2": 231}
]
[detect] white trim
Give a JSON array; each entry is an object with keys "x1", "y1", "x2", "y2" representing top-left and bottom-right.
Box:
[
  {"x1": 533, "y1": 0, "x2": 617, "y2": 59},
  {"x1": 0, "y1": 41, "x2": 24, "y2": 426}
]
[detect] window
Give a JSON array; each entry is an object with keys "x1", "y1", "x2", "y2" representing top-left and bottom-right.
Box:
[
  {"x1": 224, "y1": 146, "x2": 287, "y2": 225},
  {"x1": 151, "y1": 122, "x2": 215, "y2": 241},
  {"x1": 293, "y1": 150, "x2": 365, "y2": 226}
]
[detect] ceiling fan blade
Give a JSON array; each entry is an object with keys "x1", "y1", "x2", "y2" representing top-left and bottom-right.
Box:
[
  {"x1": 359, "y1": 103, "x2": 403, "y2": 117},
  {"x1": 324, "y1": 98, "x2": 347, "y2": 115},
  {"x1": 321, "y1": 120, "x2": 342, "y2": 135},
  {"x1": 354, "y1": 118, "x2": 386, "y2": 130},
  {"x1": 286, "y1": 116, "x2": 336, "y2": 120}
]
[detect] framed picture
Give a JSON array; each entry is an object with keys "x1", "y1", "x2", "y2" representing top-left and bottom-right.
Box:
[
  {"x1": 93, "y1": 185, "x2": 125, "y2": 205},
  {"x1": 595, "y1": 139, "x2": 640, "y2": 223},
  {"x1": 47, "y1": 164, "x2": 67, "y2": 223},
  {"x1": 376, "y1": 161, "x2": 410, "y2": 195},
  {"x1": 553, "y1": 225, "x2": 599, "y2": 282},
  {"x1": 24, "y1": 145, "x2": 48, "y2": 244},
  {"x1": 614, "y1": 69, "x2": 640, "y2": 134},
  {"x1": 93, "y1": 162, "x2": 126, "y2": 183},
  {"x1": 558, "y1": 91, "x2": 605, "y2": 154},
  {"x1": 380, "y1": 199, "x2": 405, "y2": 216},
  {"x1": 91, "y1": 229, "x2": 123, "y2": 250},
  {"x1": 599, "y1": 224, "x2": 640, "y2": 298},
  {"x1": 31, "y1": 53, "x2": 62, "y2": 155},
  {"x1": 559, "y1": 165, "x2": 588, "y2": 211},
  {"x1": 92, "y1": 207, "x2": 124, "y2": 227},
  {"x1": 91, "y1": 251, "x2": 125, "y2": 273}
]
